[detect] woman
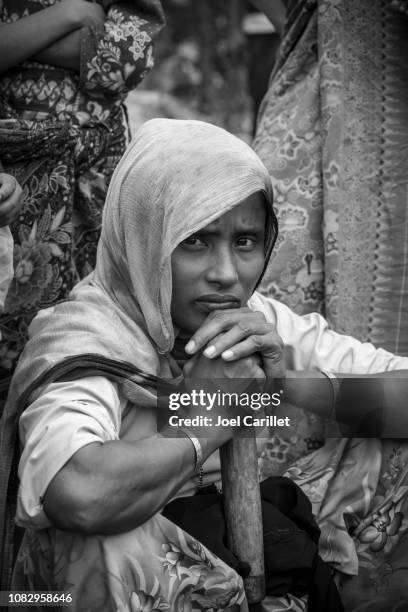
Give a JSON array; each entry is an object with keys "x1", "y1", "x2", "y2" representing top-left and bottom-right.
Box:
[
  {"x1": 0, "y1": 0, "x2": 164, "y2": 411},
  {"x1": 2, "y1": 119, "x2": 408, "y2": 610}
]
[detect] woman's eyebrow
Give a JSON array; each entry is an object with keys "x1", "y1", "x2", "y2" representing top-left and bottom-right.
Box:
[{"x1": 194, "y1": 225, "x2": 265, "y2": 237}]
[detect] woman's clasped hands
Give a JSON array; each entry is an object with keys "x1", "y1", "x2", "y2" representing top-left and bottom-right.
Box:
[
  {"x1": 180, "y1": 307, "x2": 286, "y2": 439},
  {"x1": 183, "y1": 307, "x2": 285, "y2": 379}
]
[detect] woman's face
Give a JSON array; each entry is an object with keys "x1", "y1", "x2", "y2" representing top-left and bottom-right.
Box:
[{"x1": 171, "y1": 192, "x2": 266, "y2": 336}]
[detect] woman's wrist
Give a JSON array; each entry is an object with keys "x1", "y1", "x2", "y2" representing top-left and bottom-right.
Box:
[
  {"x1": 177, "y1": 427, "x2": 204, "y2": 487},
  {"x1": 282, "y1": 370, "x2": 334, "y2": 419}
]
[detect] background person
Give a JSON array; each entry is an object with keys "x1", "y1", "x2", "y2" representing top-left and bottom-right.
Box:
[{"x1": 0, "y1": 0, "x2": 165, "y2": 414}]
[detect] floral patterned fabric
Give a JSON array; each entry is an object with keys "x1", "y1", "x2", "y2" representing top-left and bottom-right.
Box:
[
  {"x1": 254, "y1": 1, "x2": 408, "y2": 609},
  {"x1": 12, "y1": 515, "x2": 248, "y2": 612},
  {"x1": 0, "y1": 0, "x2": 164, "y2": 408},
  {"x1": 11, "y1": 514, "x2": 307, "y2": 611},
  {"x1": 254, "y1": 0, "x2": 408, "y2": 355}
]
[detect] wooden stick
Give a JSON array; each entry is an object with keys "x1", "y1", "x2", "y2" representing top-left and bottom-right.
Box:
[{"x1": 220, "y1": 429, "x2": 265, "y2": 604}]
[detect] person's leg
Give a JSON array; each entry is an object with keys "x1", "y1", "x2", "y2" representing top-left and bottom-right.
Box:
[{"x1": 12, "y1": 515, "x2": 247, "y2": 611}]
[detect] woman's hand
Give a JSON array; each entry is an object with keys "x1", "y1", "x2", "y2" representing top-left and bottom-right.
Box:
[
  {"x1": 183, "y1": 349, "x2": 265, "y2": 380},
  {"x1": 184, "y1": 307, "x2": 286, "y2": 380},
  {"x1": 61, "y1": 0, "x2": 106, "y2": 29},
  {"x1": 181, "y1": 352, "x2": 265, "y2": 443},
  {"x1": 0, "y1": 173, "x2": 23, "y2": 227}
]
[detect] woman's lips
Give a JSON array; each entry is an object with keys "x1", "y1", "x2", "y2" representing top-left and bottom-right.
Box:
[{"x1": 195, "y1": 296, "x2": 241, "y2": 312}]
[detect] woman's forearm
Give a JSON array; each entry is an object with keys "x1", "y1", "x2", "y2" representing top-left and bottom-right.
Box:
[
  {"x1": 33, "y1": 30, "x2": 82, "y2": 71},
  {"x1": 284, "y1": 369, "x2": 408, "y2": 436},
  {"x1": 0, "y1": 4, "x2": 82, "y2": 72},
  {"x1": 42, "y1": 432, "x2": 221, "y2": 534}
]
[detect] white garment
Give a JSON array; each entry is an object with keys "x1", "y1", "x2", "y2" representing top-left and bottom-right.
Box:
[{"x1": 17, "y1": 292, "x2": 408, "y2": 530}]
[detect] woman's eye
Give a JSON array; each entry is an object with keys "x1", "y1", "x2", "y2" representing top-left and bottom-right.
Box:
[
  {"x1": 235, "y1": 236, "x2": 257, "y2": 249},
  {"x1": 180, "y1": 235, "x2": 206, "y2": 248}
]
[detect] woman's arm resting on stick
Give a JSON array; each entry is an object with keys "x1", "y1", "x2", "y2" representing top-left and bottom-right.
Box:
[
  {"x1": 283, "y1": 370, "x2": 408, "y2": 437},
  {"x1": 183, "y1": 305, "x2": 408, "y2": 436},
  {"x1": 43, "y1": 435, "x2": 207, "y2": 534},
  {"x1": 0, "y1": 0, "x2": 104, "y2": 72},
  {"x1": 42, "y1": 355, "x2": 262, "y2": 534}
]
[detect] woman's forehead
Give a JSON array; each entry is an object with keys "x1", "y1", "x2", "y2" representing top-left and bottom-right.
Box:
[{"x1": 198, "y1": 193, "x2": 266, "y2": 233}]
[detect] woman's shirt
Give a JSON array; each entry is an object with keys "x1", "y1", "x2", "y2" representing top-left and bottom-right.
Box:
[
  {"x1": 0, "y1": 0, "x2": 164, "y2": 125},
  {"x1": 16, "y1": 293, "x2": 408, "y2": 530}
]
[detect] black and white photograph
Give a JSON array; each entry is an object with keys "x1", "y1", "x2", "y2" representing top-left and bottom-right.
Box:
[{"x1": 1, "y1": 0, "x2": 408, "y2": 610}]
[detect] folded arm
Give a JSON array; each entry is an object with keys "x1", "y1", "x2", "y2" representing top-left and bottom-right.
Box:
[
  {"x1": 0, "y1": 0, "x2": 104, "y2": 73},
  {"x1": 33, "y1": 29, "x2": 83, "y2": 72}
]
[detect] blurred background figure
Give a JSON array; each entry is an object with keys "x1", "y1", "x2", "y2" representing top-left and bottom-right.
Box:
[
  {"x1": 0, "y1": 0, "x2": 165, "y2": 411},
  {"x1": 128, "y1": 0, "x2": 281, "y2": 139},
  {"x1": 253, "y1": 0, "x2": 408, "y2": 359},
  {"x1": 242, "y1": 12, "x2": 278, "y2": 127}
]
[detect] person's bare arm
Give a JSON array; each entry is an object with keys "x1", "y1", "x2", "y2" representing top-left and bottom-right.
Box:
[
  {"x1": 33, "y1": 29, "x2": 83, "y2": 72},
  {"x1": 182, "y1": 305, "x2": 408, "y2": 437},
  {"x1": 43, "y1": 435, "x2": 204, "y2": 534},
  {"x1": 283, "y1": 369, "x2": 408, "y2": 437},
  {"x1": 42, "y1": 354, "x2": 263, "y2": 534},
  {"x1": 0, "y1": 0, "x2": 105, "y2": 73}
]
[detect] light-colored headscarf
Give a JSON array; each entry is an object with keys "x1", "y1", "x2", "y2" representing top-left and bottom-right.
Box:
[
  {"x1": 0, "y1": 119, "x2": 276, "y2": 585},
  {"x1": 94, "y1": 117, "x2": 275, "y2": 355},
  {"x1": 12, "y1": 118, "x2": 275, "y2": 384}
]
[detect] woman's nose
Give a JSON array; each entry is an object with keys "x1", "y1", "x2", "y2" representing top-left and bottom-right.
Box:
[{"x1": 205, "y1": 247, "x2": 239, "y2": 287}]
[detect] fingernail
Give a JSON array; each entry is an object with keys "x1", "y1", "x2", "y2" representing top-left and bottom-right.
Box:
[
  {"x1": 222, "y1": 349, "x2": 233, "y2": 360},
  {"x1": 185, "y1": 340, "x2": 196, "y2": 354},
  {"x1": 203, "y1": 345, "x2": 216, "y2": 358}
]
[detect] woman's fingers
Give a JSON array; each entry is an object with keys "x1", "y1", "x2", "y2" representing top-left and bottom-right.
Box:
[
  {"x1": 201, "y1": 322, "x2": 272, "y2": 359},
  {"x1": 214, "y1": 332, "x2": 285, "y2": 379},
  {"x1": 184, "y1": 306, "x2": 286, "y2": 381},
  {"x1": 183, "y1": 351, "x2": 264, "y2": 380},
  {"x1": 216, "y1": 331, "x2": 281, "y2": 361},
  {"x1": 185, "y1": 308, "x2": 263, "y2": 355}
]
